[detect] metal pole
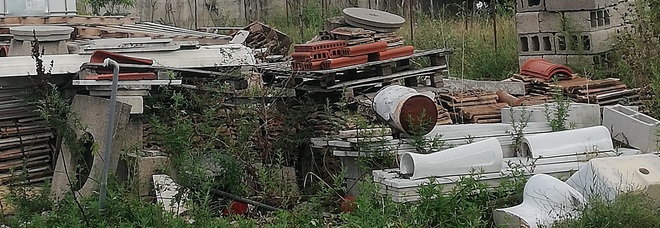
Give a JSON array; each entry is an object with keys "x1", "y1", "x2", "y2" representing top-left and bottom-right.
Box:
[
  {"x1": 194, "y1": 0, "x2": 198, "y2": 29},
  {"x1": 492, "y1": 0, "x2": 497, "y2": 51},
  {"x1": 409, "y1": 0, "x2": 414, "y2": 42},
  {"x1": 99, "y1": 58, "x2": 120, "y2": 212}
]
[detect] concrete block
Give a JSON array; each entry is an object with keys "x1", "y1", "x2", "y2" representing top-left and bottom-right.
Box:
[
  {"x1": 519, "y1": 33, "x2": 556, "y2": 56},
  {"x1": 516, "y1": 0, "x2": 545, "y2": 12},
  {"x1": 117, "y1": 96, "x2": 144, "y2": 114},
  {"x1": 443, "y1": 78, "x2": 527, "y2": 95},
  {"x1": 501, "y1": 102, "x2": 601, "y2": 129},
  {"x1": 118, "y1": 153, "x2": 170, "y2": 196},
  {"x1": 516, "y1": 12, "x2": 540, "y2": 34},
  {"x1": 546, "y1": 0, "x2": 618, "y2": 11},
  {"x1": 341, "y1": 157, "x2": 372, "y2": 196},
  {"x1": 50, "y1": 95, "x2": 132, "y2": 202},
  {"x1": 555, "y1": 28, "x2": 617, "y2": 55},
  {"x1": 121, "y1": 118, "x2": 143, "y2": 150},
  {"x1": 542, "y1": 54, "x2": 595, "y2": 66},
  {"x1": 602, "y1": 105, "x2": 660, "y2": 152},
  {"x1": 8, "y1": 39, "x2": 68, "y2": 56},
  {"x1": 539, "y1": 12, "x2": 563, "y2": 33},
  {"x1": 566, "y1": 154, "x2": 660, "y2": 207},
  {"x1": 562, "y1": 7, "x2": 625, "y2": 32}
]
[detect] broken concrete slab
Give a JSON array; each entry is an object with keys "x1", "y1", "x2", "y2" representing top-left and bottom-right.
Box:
[
  {"x1": 443, "y1": 78, "x2": 527, "y2": 95},
  {"x1": 501, "y1": 102, "x2": 601, "y2": 129},
  {"x1": 50, "y1": 95, "x2": 132, "y2": 202},
  {"x1": 602, "y1": 105, "x2": 660, "y2": 152}
]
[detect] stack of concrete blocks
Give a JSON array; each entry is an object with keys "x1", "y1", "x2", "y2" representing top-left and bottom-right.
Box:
[
  {"x1": 516, "y1": 0, "x2": 637, "y2": 69},
  {"x1": 310, "y1": 127, "x2": 415, "y2": 197}
]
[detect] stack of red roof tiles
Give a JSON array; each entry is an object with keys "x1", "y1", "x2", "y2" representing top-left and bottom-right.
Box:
[{"x1": 290, "y1": 40, "x2": 415, "y2": 71}]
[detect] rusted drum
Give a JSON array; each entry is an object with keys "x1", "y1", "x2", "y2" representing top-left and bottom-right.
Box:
[{"x1": 373, "y1": 85, "x2": 438, "y2": 135}]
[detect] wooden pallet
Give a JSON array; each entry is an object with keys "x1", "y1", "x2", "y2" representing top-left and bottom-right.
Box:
[{"x1": 258, "y1": 48, "x2": 452, "y2": 89}]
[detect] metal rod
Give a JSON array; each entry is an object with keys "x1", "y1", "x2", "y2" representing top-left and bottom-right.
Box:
[
  {"x1": 194, "y1": 0, "x2": 198, "y2": 29},
  {"x1": 492, "y1": 0, "x2": 498, "y2": 51},
  {"x1": 211, "y1": 189, "x2": 279, "y2": 211},
  {"x1": 409, "y1": 0, "x2": 414, "y2": 42},
  {"x1": 98, "y1": 58, "x2": 120, "y2": 212}
]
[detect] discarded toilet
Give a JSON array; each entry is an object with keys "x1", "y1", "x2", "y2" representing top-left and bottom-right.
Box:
[
  {"x1": 566, "y1": 154, "x2": 660, "y2": 208},
  {"x1": 373, "y1": 85, "x2": 438, "y2": 135},
  {"x1": 520, "y1": 126, "x2": 614, "y2": 158},
  {"x1": 493, "y1": 174, "x2": 586, "y2": 228},
  {"x1": 400, "y1": 138, "x2": 503, "y2": 180}
]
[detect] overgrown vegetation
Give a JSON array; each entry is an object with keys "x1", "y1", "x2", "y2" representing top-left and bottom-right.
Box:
[{"x1": 6, "y1": 0, "x2": 660, "y2": 227}]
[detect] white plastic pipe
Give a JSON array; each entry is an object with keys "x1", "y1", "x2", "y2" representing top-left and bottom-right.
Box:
[
  {"x1": 399, "y1": 138, "x2": 503, "y2": 180},
  {"x1": 520, "y1": 126, "x2": 614, "y2": 158},
  {"x1": 493, "y1": 174, "x2": 586, "y2": 228}
]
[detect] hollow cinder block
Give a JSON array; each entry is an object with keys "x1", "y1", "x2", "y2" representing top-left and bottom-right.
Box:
[
  {"x1": 562, "y1": 7, "x2": 625, "y2": 32},
  {"x1": 516, "y1": 0, "x2": 546, "y2": 12},
  {"x1": 518, "y1": 33, "x2": 556, "y2": 56},
  {"x1": 602, "y1": 105, "x2": 660, "y2": 152},
  {"x1": 542, "y1": 52, "x2": 614, "y2": 68},
  {"x1": 555, "y1": 28, "x2": 617, "y2": 55}
]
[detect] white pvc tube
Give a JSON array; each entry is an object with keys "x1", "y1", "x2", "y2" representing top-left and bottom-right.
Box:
[
  {"x1": 520, "y1": 126, "x2": 614, "y2": 158},
  {"x1": 399, "y1": 138, "x2": 503, "y2": 180}
]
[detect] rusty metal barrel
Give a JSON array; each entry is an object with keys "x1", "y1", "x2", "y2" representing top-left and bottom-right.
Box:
[{"x1": 373, "y1": 85, "x2": 438, "y2": 135}]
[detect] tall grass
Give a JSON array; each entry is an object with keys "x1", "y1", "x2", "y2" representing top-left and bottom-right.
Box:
[{"x1": 261, "y1": 3, "x2": 519, "y2": 81}]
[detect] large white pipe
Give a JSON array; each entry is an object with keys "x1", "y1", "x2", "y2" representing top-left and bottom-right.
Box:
[
  {"x1": 399, "y1": 138, "x2": 503, "y2": 180},
  {"x1": 520, "y1": 126, "x2": 614, "y2": 158},
  {"x1": 372, "y1": 85, "x2": 438, "y2": 135}
]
